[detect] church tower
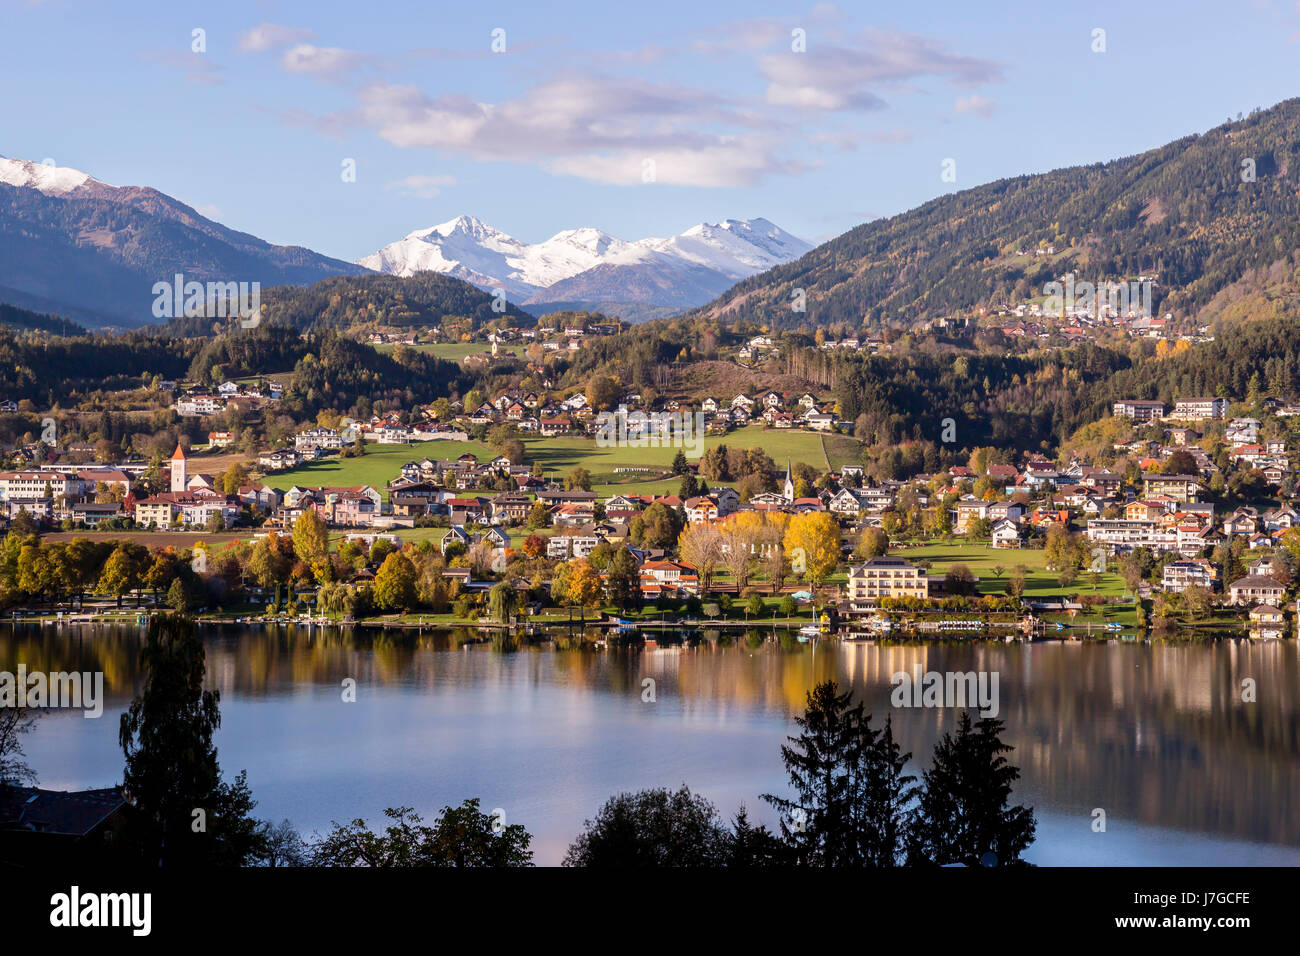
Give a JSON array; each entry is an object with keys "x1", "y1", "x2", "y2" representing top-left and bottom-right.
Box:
[
  {"x1": 783, "y1": 459, "x2": 794, "y2": 502},
  {"x1": 170, "y1": 442, "x2": 188, "y2": 493}
]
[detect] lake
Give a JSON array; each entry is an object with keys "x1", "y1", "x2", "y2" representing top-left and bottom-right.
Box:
[{"x1": 4, "y1": 623, "x2": 1299, "y2": 866}]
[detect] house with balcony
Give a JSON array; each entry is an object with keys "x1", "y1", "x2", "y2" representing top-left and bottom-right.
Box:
[
  {"x1": 1161, "y1": 560, "x2": 1217, "y2": 593},
  {"x1": 846, "y1": 556, "x2": 929, "y2": 603}
]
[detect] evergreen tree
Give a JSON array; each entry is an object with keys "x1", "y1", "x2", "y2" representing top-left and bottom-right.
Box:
[
  {"x1": 907, "y1": 711, "x2": 1036, "y2": 867},
  {"x1": 604, "y1": 547, "x2": 641, "y2": 611},
  {"x1": 724, "y1": 806, "x2": 784, "y2": 867},
  {"x1": 762, "y1": 680, "x2": 916, "y2": 866}
]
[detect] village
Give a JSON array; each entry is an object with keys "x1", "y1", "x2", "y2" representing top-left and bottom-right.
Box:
[{"x1": 0, "y1": 375, "x2": 1295, "y2": 642}]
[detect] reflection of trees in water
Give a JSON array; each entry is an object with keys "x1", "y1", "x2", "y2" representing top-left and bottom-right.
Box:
[
  {"x1": 3, "y1": 624, "x2": 1297, "y2": 845},
  {"x1": 835, "y1": 641, "x2": 1300, "y2": 846}
]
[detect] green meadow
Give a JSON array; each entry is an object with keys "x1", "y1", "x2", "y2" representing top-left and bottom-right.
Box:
[
  {"x1": 894, "y1": 541, "x2": 1130, "y2": 599},
  {"x1": 268, "y1": 439, "x2": 496, "y2": 491},
  {"x1": 261, "y1": 424, "x2": 856, "y2": 499},
  {"x1": 374, "y1": 341, "x2": 527, "y2": 362}
]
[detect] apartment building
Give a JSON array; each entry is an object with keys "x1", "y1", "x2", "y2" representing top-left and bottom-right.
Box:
[
  {"x1": 0, "y1": 472, "x2": 72, "y2": 501},
  {"x1": 1112, "y1": 399, "x2": 1165, "y2": 421},
  {"x1": 1172, "y1": 397, "x2": 1228, "y2": 421},
  {"x1": 847, "y1": 556, "x2": 929, "y2": 601},
  {"x1": 1161, "y1": 560, "x2": 1216, "y2": 593},
  {"x1": 1085, "y1": 519, "x2": 1179, "y2": 554},
  {"x1": 1142, "y1": 474, "x2": 1204, "y2": 502}
]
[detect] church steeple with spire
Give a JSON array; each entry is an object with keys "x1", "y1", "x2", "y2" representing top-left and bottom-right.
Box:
[
  {"x1": 170, "y1": 442, "x2": 188, "y2": 493},
  {"x1": 783, "y1": 459, "x2": 794, "y2": 502}
]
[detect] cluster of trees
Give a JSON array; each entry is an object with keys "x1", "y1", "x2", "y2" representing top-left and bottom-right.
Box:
[
  {"x1": 0, "y1": 302, "x2": 85, "y2": 335},
  {"x1": 252, "y1": 273, "x2": 532, "y2": 332},
  {"x1": 564, "y1": 681, "x2": 1036, "y2": 867},
  {"x1": 0, "y1": 535, "x2": 213, "y2": 611},
  {"x1": 675, "y1": 511, "x2": 840, "y2": 593},
  {"x1": 283, "y1": 331, "x2": 468, "y2": 421},
  {"x1": 877, "y1": 594, "x2": 1024, "y2": 613},
  {"x1": 698, "y1": 444, "x2": 778, "y2": 495},
  {"x1": 0, "y1": 327, "x2": 196, "y2": 404}
]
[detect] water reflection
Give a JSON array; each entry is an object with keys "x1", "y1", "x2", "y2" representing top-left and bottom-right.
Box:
[{"x1": 3, "y1": 624, "x2": 1297, "y2": 864}]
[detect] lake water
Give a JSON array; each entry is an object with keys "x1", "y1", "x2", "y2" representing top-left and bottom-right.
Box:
[{"x1": 4, "y1": 623, "x2": 1299, "y2": 866}]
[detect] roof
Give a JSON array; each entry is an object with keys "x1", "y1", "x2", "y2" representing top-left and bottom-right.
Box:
[
  {"x1": 171, "y1": 442, "x2": 187, "y2": 461},
  {"x1": 0, "y1": 785, "x2": 126, "y2": 836},
  {"x1": 1230, "y1": 575, "x2": 1284, "y2": 589},
  {"x1": 855, "y1": 556, "x2": 918, "y2": 570}
]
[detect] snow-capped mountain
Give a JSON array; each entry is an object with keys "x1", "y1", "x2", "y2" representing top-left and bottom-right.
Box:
[
  {"x1": 0, "y1": 154, "x2": 367, "y2": 327},
  {"x1": 358, "y1": 215, "x2": 637, "y2": 299},
  {"x1": 359, "y1": 215, "x2": 811, "y2": 314},
  {"x1": 0, "y1": 156, "x2": 97, "y2": 196}
]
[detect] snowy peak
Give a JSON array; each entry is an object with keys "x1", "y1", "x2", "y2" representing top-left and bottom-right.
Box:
[
  {"x1": 641, "y1": 217, "x2": 812, "y2": 278},
  {"x1": 0, "y1": 155, "x2": 98, "y2": 196},
  {"x1": 546, "y1": 227, "x2": 626, "y2": 257},
  {"x1": 416, "y1": 214, "x2": 514, "y2": 243},
  {"x1": 359, "y1": 216, "x2": 811, "y2": 310}
]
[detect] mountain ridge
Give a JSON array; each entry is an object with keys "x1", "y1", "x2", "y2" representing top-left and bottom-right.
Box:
[
  {"x1": 691, "y1": 98, "x2": 1300, "y2": 331},
  {"x1": 358, "y1": 214, "x2": 812, "y2": 318},
  {"x1": 0, "y1": 155, "x2": 371, "y2": 328}
]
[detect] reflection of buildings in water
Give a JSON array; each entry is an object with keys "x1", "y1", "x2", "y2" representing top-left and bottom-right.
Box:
[{"x1": 2, "y1": 625, "x2": 1298, "y2": 846}]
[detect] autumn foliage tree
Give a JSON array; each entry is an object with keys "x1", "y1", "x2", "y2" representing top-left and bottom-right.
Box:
[{"x1": 783, "y1": 512, "x2": 841, "y2": 587}]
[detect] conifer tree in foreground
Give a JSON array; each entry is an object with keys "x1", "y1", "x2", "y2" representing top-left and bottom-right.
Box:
[
  {"x1": 907, "y1": 710, "x2": 1037, "y2": 867},
  {"x1": 762, "y1": 680, "x2": 917, "y2": 867}
]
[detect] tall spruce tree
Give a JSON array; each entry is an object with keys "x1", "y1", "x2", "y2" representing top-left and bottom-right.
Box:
[
  {"x1": 908, "y1": 711, "x2": 1036, "y2": 867},
  {"x1": 762, "y1": 680, "x2": 916, "y2": 866}
]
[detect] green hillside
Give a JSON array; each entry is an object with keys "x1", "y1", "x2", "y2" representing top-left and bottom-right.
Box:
[{"x1": 697, "y1": 98, "x2": 1300, "y2": 329}]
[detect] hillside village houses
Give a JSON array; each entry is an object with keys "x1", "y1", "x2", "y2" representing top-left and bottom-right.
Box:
[{"x1": 11, "y1": 374, "x2": 1300, "y2": 638}]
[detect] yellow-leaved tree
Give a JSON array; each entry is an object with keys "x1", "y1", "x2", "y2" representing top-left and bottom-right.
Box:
[{"x1": 783, "y1": 511, "x2": 841, "y2": 587}]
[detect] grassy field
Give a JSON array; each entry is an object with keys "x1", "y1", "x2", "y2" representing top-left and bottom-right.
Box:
[
  {"x1": 374, "y1": 342, "x2": 527, "y2": 362},
  {"x1": 822, "y1": 433, "x2": 863, "y2": 471},
  {"x1": 267, "y1": 439, "x2": 496, "y2": 492},
  {"x1": 43, "y1": 531, "x2": 254, "y2": 552},
  {"x1": 387, "y1": 525, "x2": 528, "y2": 549},
  {"x1": 257, "y1": 424, "x2": 855, "y2": 499},
  {"x1": 525, "y1": 424, "x2": 840, "y2": 496},
  {"x1": 895, "y1": 541, "x2": 1130, "y2": 600}
]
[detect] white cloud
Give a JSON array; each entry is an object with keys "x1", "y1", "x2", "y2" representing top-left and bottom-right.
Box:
[
  {"x1": 239, "y1": 23, "x2": 314, "y2": 53},
  {"x1": 546, "y1": 142, "x2": 807, "y2": 187},
  {"x1": 347, "y1": 75, "x2": 783, "y2": 186},
  {"x1": 276, "y1": 12, "x2": 1000, "y2": 189},
  {"x1": 760, "y1": 29, "x2": 1001, "y2": 111}
]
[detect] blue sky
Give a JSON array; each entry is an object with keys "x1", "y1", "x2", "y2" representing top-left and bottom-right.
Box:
[{"x1": 4, "y1": 0, "x2": 1300, "y2": 261}]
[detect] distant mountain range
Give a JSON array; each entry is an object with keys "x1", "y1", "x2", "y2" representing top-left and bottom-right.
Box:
[
  {"x1": 14, "y1": 94, "x2": 1300, "y2": 338},
  {"x1": 0, "y1": 156, "x2": 367, "y2": 328},
  {"x1": 358, "y1": 215, "x2": 812, "y2": 320},
  {"x1": 0, "y1": 151, "x2": 810, "y2": 328}
]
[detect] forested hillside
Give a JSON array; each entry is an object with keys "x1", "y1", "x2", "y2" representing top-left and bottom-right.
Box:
[
  {"x1": 696, "y1": 99, "x2": 1300, "y2": 329},
  {"x1": 155, "y1": 271, "x2": 534, "y2": 337}
]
